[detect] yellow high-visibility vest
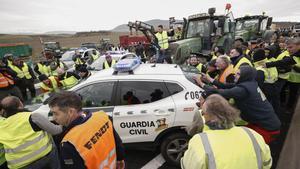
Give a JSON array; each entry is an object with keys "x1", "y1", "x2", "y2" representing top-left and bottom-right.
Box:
[
  {"x1": 10, "y1": 63, "x2": 32, "y2": 79},
  {"x1": 276, "y1": 50, "x2": 290, "y2": 80},
  {"x1": 155, "y1": 31, "x2": 169, "y2": 50},
  {"x1": 37, "y1": 63, "x2": 49, "y2": 76},
  {"x1": 233, "y1": 57, "x2": 253, "y2": 72},
  {"x1": 254, "y1": 59, "x2": 278, "y2": 84},
  {"x1": 288, "y1": 56, "x2": 300, "y2": 83},
  {"x1": 60, "y1": 73, "x2": 79, "y2": 89},
  {"x1": 104, "y1": 60, "x2": 116, "y2": 69},
  {"x1": 40, "y1": 76, "x2": 59, "y2": 92},
  {"x1": 181, "y1": 126, "x2": 272, "y2": 169},
  {"x1": 0, "y1": 112, "x2": 52, "y2": 169}
]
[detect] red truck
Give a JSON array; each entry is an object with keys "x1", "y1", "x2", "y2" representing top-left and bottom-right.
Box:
[{"x1": 119, "y1": 35, "x2": 149, "y2": 48}]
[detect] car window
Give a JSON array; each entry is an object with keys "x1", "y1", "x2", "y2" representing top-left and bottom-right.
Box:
[
  {"x1": 117, "y1": 81, "x2": 170, "y2": 106},
  {"x1": 75, "y1": 82, "x2": 115, "y2": 107},
  {"x1": 165, "y1": 82, "x2": 184, "y2": 95}
]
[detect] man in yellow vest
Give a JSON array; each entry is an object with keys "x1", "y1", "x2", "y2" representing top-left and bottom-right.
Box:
[
  {"x1": 0, "y1": 116, "x2": 7, "y2": 169},
  {"x1": 38, "y1": 74, "x2": 61, "y2": 93},
  {"x1": 155, "y1": 25, "x2": 170, "y2": 63},
  {"x1": 181, "y1": 94, "x2": 272, "y2": 169},
  {"x1": 34, "y1": 59, "x2": 50, "y2": 76},
  {"x1": 189, "y1": 55, "x2": 206, "y2": 73},
  {"x1": 103, "y1": 53, "x2": 116, "y2": 69},
  {"x1": 0, "y1": 96, "x2": 62, "y2": 169},
  {"x1": 48, "y1": 91, "x2": 125, "y2": 169},
  {"x1": 265, "y1": 37, "x2": 300, "y2": 112},
  {"x1": 230, "y1": 47, "x2": 253, "y2": 72},
  {"x1": 57, "y1": 68, "x2": 80, "y2": 90},
  {"x1": 0, "y1": 60, "x2": 23, "y2": 102},
  {"x1": 10, "y1": 58, "x2": 36, "y2": 101},
  {"x1": 253, "y1": 48, "x2": 280, "y2": 116}
]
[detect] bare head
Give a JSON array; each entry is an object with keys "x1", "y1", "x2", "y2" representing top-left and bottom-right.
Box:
[
  {"x1": 0, "y1": 96, "x2": 23, "y2": 118},
  {"x1": 215, "y1": 55, "x2": 231, "y2": 70},
  {"x1": 286, "y1": 38, "x2": 300, "y2": 55},
  {"x1": 48, "y1": 91, "x2": 82, "y2": 126},
  {"x1": 202, "y1": 94, "x2": 240, "y2": 129}
]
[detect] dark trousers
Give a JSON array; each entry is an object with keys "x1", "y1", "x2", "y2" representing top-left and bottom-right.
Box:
[
  {"x1": 274, "y1": 78, "x2": 286, "y2": 117},
  {"x1": 0, "y1": 86, "x2": 23, "y2": 102},
  {"x1": 286, "y1": 81, "x2": 300, "y2": 111},
  {"x1": 263, "y1": 83, "x2": 281, "y2": 116},
  {"x1": 16, "y1": 79, "x2": 36, "y2": 101},
  {"x1": 23, "y1": 147, "x2": 61, "y2": 169}
]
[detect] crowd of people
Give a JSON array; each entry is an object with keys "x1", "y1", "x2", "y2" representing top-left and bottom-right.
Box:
[{"x1": 0, "y1": 24, "x2": 299, "y2": 168}]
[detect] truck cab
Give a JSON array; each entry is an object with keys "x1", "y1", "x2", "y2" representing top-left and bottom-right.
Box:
[
  {"x1": 169, "y1": 8, "x2": 235, "y2": 65},
  {"x1": 235, "y1": 15, "x2": 273, "y2": 42}
]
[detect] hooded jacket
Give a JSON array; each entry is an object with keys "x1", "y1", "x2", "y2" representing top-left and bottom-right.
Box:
[{"x1": 204, "y1": 66, "x2": 281, "y2": 131}]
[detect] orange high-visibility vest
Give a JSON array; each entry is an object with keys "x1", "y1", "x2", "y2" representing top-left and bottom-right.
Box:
[
  {"x1": 0, "y1": 73, "x2": 14, "y2": 88},
  {"x1": 219, "y1": 65, "x2": 235, "y2": 83},
  {"x1": 62, "y1": 112, "x2": 116, "y2": 169}
]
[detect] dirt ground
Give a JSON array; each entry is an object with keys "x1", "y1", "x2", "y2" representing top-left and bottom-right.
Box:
[{"x1": 0, "y1": 31, "x2": 128, "y2": 61}]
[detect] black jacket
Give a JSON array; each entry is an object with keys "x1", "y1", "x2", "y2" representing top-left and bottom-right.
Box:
[{"x1": 205, "y1": 66, "x2": 281, "y2": 131}]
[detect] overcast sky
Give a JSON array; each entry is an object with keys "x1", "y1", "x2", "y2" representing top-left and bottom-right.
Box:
[{"x1": 0, "y1": 0, "x2": 299, "y2": 34}]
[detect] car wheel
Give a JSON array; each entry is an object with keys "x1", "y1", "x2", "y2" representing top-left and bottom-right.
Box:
[{"x1": 160, "y1": 132, "x2": 189, "y2": 166}]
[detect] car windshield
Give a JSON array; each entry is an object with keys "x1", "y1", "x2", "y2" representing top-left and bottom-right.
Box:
[
  {"x1": 186, "y1": 19, "x2": 210, "y2": 38},
  {"x1": 61, "y1": 51, "x2": 74, "y2": 61},
  {"x1": 180, "y1": 65, "x2": 200, "y2": 85},
  {"x1": 236, "y1": 19, "x2": 259, "y2": 31},
  {"x1": 295, "y1": 25, "x2": 300, "y2": 29}
]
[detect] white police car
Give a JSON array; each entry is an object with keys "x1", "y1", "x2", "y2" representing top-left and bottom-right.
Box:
[{"x1": 34, "y1": 58, "x2": 203, "y2": 165}]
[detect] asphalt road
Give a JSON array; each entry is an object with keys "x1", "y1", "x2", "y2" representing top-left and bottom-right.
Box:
[{"x1": 125, "y1": 148, "x2": 180, "y2": 169}]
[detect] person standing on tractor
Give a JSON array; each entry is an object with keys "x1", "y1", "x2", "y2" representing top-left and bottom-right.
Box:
[{"x1": 155, "y1": 25, "x2": 171, "y2": 63}]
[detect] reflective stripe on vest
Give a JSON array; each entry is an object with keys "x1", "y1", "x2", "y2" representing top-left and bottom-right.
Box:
[
  {"x1": 92, "y1": 54, "x2": 99, "y2": 61},
  {"x1": 288, "y1": 56, "x2": 300, "y2": 83},
  {"x1": 254, "y1": 59, "x2": 278, "y2": 84},
  {"x1": 37, "y1": 63, "x2": 49, "y2": 76},
  {"x1": 62, "y1": 112, "x2": 116, "y2": 169},
  {"x1": 0, "y1": 112, "x2": 52, "y2": 169},
  {"x1": 198, "y1": 133, "x2": 217, "y2": 169},
  {"x1": 60, "y1": 75, "x2": 78, "y2": 89},
  {"x1": 276, "y1": 51, "x2": 290, "y2": 79},
  {"x1": 156, "y1": 31, "x2": 169, "y2": 49},
  {"x1": 0, "y1": 145, "x2": 5, "y2": 165},
  {"x1": 0, "y1": 118, "x2": 5, "y2": 165},
  {"x1": 75, "y1": 57, "x2": 84, "y2": 65},
  {"x1": 0, "y1": 73, "x2": 14, "y2": 88},
  {"x1": 198, "y1": 127, "x2": 266, "y2": 169},
  {"x1": 241, "y1": 127, "x2": 262, "y2": 169},
  {"x1": 104, "y1": 60, "x2": 116, "y2": 69},
  {"x1": 233, "y1": 57, "x2": 253, "y2": 72},
  {"x1": 40, "y1": 76, "x2": 58, "y2": 92},
  {"x1": 219, "y1": 65, "x2": 234, "y2": 83},
  {"x1": 11, "y1": 63, "x2": 32, "y2": 79},
  {"x1": 196, "y1": 64, "x2": 203, "y2": 72}
]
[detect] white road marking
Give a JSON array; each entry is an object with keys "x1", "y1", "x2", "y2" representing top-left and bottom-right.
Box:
[{"x1": 141, "y1": 154, "x2": 165, "y2": 169}]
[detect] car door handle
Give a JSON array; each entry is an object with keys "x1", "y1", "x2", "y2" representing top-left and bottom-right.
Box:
[{"x1": 154, "y1": 109, "x2": 171, "y2": 116}]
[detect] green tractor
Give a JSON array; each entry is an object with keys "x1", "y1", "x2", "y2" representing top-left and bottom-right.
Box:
[
  {"x1": 169, "y1": 7, "x2": 235, "y2": 64},
  {"x1": 234, "y1": 14, "x2": 273, "y2": 42}
]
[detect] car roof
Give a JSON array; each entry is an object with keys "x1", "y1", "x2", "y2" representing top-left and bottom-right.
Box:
[{"x1": 83, "y1": 64, "x2": 184, "y2": 84}]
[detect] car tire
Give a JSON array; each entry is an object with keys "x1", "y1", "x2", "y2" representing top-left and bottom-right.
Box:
[{"x1": 160, "y1": 132, "x2": 189, "y2": 166}]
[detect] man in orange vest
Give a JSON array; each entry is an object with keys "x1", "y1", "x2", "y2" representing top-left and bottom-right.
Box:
[
  {"x1": 215, "y1": 55, "x2": 235, "y2": 84},
  {"x1": 48, "y1": 91, "x2": 125, "y2": 169},
  {"x1": 0, "y1": 60, "x2": 23, "y2": 102}
]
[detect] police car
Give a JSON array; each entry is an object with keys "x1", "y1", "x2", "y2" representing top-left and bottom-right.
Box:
[{"x1": 34, "y1": 58, "x2": 203, "y2": 165}]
